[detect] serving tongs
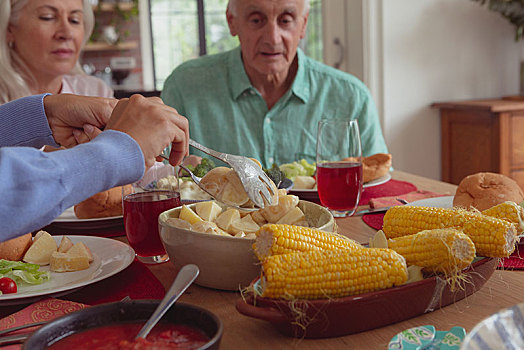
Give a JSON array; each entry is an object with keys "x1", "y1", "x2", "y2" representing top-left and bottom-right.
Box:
[{"x1": 165, "y1": 139, "x2": 276, "y2": 209}]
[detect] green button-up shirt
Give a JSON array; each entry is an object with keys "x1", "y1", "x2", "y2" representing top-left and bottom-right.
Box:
[{"x1": 161, "y1": 47, "x2": 387, "y2": 168}]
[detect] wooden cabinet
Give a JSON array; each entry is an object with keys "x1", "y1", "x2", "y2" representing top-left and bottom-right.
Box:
[{"x1": 432, "y1": 99, "x2": 524, "y2": 189}]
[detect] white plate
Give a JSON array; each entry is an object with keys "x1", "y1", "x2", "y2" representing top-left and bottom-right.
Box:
[
  {"x1": 51, "y1": 207, "x2": 123, "y2": 231},
  {"x1": 408, "y1": 196, "x2": 453, "y2": 208},
  {"x1": 290, "y1": 173, "x2": 392, "y2": 194},
  {"x1": 54, "y1": 207, "x2": 122, "y2": 223},
  {"x1": 460, "y1": 302, "x2": 524, "y2": 350},
  {"x1": 0, "y1": 236, "x2": 134, "y2": 305},
  {"x1": 363, "y1": 173, "x2": 392, "y2": 188}
]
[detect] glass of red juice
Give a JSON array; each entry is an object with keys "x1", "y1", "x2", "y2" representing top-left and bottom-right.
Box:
[
  {"x1": 316, "y1": 119, "x2": 363, "y2": 217},
  {"x1": 123, "y1": 163, "x2": 180, "y2": 264}
]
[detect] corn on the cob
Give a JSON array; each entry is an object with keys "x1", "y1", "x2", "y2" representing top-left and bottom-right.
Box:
[
  {"x1": 260, "y1": 248, "x2": 408, "y2": 300},
  {"x1": 387, "y1": 228, "x2": 476, "y2": 274},
  {"x1": 253, "y1": 224, "x2": 362, "y2": 260},
  {"x1": 482, "y1": 201, "x2": 524, "y2": 234},
  {"x1": 382, "y1": 206, "x2": 517, "y2": 258}
]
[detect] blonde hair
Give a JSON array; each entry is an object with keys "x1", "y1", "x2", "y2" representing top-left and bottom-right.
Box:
[
  {"x1": 227, "y1": 0, "x2": 310, "y2": 16},
  {"x1": 0, "y1": 0, "x2": 94, "y2": 104}
]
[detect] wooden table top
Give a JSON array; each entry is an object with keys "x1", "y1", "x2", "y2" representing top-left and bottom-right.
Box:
[{"x1": 143, "y1": 171, "x2": 523, "y2": 349}]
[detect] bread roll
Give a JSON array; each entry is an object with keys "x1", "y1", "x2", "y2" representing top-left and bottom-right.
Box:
[
  {"x1": 0, "y1": 233, "x2": 32, "y2": 261},
  {"x1": 200, "y1": 166, "x2": 278, "y2": 208},
  {"x1": 74, "y1": 185, "x2": 132, "y2": 219},
  {"x1": 199, "y1": 167, "x2": 231, "y2": 198},
  {"x1": 453, "y1": 172, "x2": 524, "y2": 211},
  {"x1": 343, "y1": 153, "x2": 392, "y2": 183},
  {"x1": 362, "y1": 153, "x2": 392, "y2": 183}
]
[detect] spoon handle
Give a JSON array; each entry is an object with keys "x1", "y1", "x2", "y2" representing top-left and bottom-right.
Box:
[{"x1": 135, "y1": 264, "x2": 199, "y2": 340}]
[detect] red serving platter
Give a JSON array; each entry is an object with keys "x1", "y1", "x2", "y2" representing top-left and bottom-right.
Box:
[{"x1": 236, "y1": 257, "x2": 497, "y2": 339}]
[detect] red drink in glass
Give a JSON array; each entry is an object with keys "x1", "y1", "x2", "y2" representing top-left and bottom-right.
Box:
[
  {"x1": 123, "y1": 191, "x2": 181, "y2": 258},
  {"x1": 316, "y1": 162, "x2": 363, "y2": 211}
]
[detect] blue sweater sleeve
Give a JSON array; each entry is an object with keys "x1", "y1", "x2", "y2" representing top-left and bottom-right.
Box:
[
  {"x1": 0, "y1": 130, "x2": 145, "y2": 242},
  {"x1": 0, "y1": 94, "x2": 59, "y2": 148}
]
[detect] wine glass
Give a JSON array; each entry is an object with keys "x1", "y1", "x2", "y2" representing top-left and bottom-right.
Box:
[
  {"x1": 316, "y1": 119, "x2": 363, "y2": 217},
  {"x1": 123, "y1": 163, "x2": 181, "y2": 264}
]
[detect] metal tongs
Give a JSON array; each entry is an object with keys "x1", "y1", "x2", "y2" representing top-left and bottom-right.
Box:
[{"x1": 166, "y1": 139, "x2": 276, "y2": 209}]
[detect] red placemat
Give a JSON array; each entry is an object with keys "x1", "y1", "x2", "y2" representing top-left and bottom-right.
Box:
[
  {"x1": 498, "y1": 244, "x2": 524, "y2": 270},
  {"x1": 362, "y1": 213, "x2": 386, "y2": 230},
  {"x1": 360, "y1": 179, "x2": 417, "y2": 231},
  {"x1": 65, "y1": 259, "x2": 165, "y2": 305},
  {"x1": 359, "y1": 179, "x2": 417, "y2": 206}
]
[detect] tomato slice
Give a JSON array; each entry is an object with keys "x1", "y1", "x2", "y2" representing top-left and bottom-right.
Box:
[{"x1": 0, "y1": 277, "x2": 17, "y2": 294}]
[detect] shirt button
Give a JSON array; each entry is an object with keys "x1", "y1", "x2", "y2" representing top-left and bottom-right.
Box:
[{"x1": 269, "y1": 157, "x2": 274, "y2": 164}]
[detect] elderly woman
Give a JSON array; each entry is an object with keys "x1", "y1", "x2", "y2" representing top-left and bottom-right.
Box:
[{"x1": 0, "y1": 0, "x2": 112, "y2": 104}]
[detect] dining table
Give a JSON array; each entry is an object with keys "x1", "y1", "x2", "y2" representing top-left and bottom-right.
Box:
[
  {"x1": 139, "y1": 170, "x2": 523, "y2": 349},
  {"x1": 2, "y1": 170, "x2": 523, "y2": 349}
]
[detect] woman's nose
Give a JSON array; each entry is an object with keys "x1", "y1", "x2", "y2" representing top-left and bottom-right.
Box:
[{"x1": 55, "y1": 18, "x2": 73, "y2": 40}]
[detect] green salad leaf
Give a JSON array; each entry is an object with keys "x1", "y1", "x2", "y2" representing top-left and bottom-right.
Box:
[
  {"x1": 0, "y1": 259, "x2": 50, "y2": 286},
  {"x1": 279, "y1": 159, "x2": 316, "y2": 181}
]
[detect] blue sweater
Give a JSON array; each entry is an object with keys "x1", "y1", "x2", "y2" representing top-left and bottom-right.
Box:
[{"x1": 0, "y1": 95, "x2": 144, "y2": 241}]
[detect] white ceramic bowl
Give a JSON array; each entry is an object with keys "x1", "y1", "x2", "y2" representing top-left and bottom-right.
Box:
[{"x1": 159, "y1": 200, "x2": 335, "y2": 291}]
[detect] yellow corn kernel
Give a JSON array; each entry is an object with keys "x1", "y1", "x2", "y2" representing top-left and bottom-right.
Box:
[
  {"x1": 482, "y1": 201, "x2": 524, "y2": 234},
  {"x1": 253, "y1": 224, "x2": 362, "y2": 260},
  {"x1": 387, "y1": 228, "x2": 476, "y2": 274},
  {"x1": 382, "y1": 206, "x2": 517, "y2": 258},
  {"x1": 260, "y1": 248, "x2": 408, "y2": 300}
]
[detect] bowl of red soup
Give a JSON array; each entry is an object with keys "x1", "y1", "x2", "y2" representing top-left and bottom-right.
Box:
[{"x1": 22, "y1": 300, "x2": 222, "y2": 350}]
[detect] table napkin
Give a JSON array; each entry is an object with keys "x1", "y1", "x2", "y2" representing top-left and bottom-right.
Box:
[
  {"x1": 368, "y1": 190, "x2": 444, "y2": 208},
  {"x1": 360, "y1": 187, "x2": 448, "y2": 230},
  {"x1": 0, "y1": 298, "x2": 86, "y2": 350}
]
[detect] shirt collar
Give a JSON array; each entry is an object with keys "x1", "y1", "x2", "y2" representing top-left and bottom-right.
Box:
[
  {"x1": 228, "y1": 47, "x2": 254, "y2": 100},
  {"x1": 289, "y1": 48, "x2": 309, "y2": 103},
  {"x1": 227, "y1": 46, "x2": 309, "y2": 103}
]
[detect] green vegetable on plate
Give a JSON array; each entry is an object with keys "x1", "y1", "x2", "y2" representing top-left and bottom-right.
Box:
[
  {"x1": 0, "y1": 259, "x2": 50, "y2": 294},
  {"x1": 279, "y1": 159, "x2": 316, "y2": 181}
]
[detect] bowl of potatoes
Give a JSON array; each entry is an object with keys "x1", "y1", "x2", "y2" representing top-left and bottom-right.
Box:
[{"x1": 159, "y1": 189, "x2": 335, "y2": 291}]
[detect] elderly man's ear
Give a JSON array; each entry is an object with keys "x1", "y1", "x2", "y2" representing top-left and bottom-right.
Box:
[{"x1": 226, "y1": 8, "x2": 238, "y2": 36}]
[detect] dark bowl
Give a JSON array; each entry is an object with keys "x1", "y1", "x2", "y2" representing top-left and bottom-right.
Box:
[{"x1": 23, "y1": 300, "x2": 223, "y2": 349}]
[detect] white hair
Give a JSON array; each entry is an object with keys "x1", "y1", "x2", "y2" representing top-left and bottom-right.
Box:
[
  {"x1": 0, "y1": 0, "x2": 94, "y2": 104},
  {"x1": 227, "y1": 0, "x2": 310, "y2": 16}
]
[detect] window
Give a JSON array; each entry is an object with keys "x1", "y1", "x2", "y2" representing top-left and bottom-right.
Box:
[{"x1": 149, "y1": 0, "x2": 322, "y2": 90}]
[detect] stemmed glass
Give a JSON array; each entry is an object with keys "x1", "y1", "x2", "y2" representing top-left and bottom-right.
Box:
[
  {"x1": 122, "y1": 163, "x2": 181, "y2": 264},
  {"x1": 316, "y1": 119, "x2": 363, "y2": 217}
]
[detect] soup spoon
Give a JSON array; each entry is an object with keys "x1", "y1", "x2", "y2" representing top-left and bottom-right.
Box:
[{"x1": 135, "y1": 264, "x2": 199, "y2": 340}]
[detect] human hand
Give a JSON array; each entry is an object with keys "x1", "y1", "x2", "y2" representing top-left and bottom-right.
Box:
[
  {"x1": 182, "y1": 155, "x2": 202, "y2": 168},
  {"x1": 105, "y1": 94, "x2": 189, "y2": 169},
  {"x1": 72, "y1": 124, "x2": 103, "y2": 144},
  {"x1": 43, "y1": 94, "x2": 117, "y2": 147}
]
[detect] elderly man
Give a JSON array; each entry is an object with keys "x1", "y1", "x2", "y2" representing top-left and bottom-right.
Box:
[{"x1": 161, "y1": 0, "x2": 387, "y2": 168}]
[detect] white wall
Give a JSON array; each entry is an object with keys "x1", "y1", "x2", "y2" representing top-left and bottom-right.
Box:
[{"x1": 380, "y1": 0, "x2": 521, "y2": 179}]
